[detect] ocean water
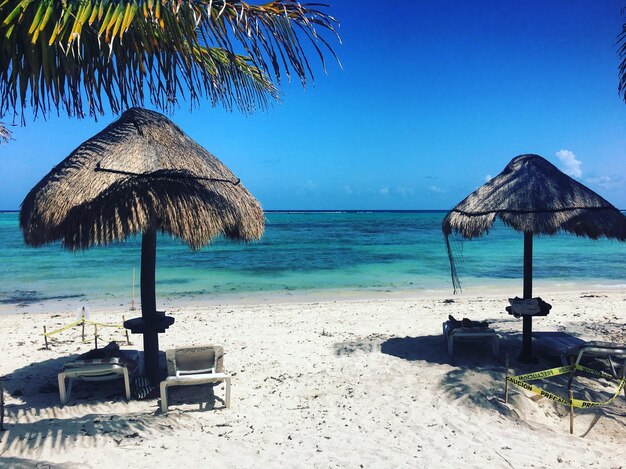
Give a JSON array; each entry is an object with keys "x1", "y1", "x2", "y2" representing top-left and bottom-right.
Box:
[{"x1": 1, "y1": 211, "x2": 625, "y2": 311}]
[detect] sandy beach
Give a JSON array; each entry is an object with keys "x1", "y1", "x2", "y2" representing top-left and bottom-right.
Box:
[
  {"x1": 0, "y1": 288, "x2": 624, "y2": 468},
  {"x1": 3, "y1": 1, "x2": 626, "y2": 468}
]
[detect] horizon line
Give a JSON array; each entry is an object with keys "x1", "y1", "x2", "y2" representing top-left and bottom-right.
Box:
[
  {"x1": 1, "y1": 208, "x2": 452, "y2": 214},
  {"x1": 3, "y1": 208, "x2": 626, "y2": 213}
]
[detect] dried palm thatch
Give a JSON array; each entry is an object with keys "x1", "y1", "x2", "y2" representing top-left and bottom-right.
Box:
[
  {"x1": 20, "y1": 107, "x2": 264, "y2": 249},
  {"x1": 442, "y1": 154, "x2": 626, "y2": 292},
  {"x1": 443, "y1": 154, "x2": 626, "y2": 239}
]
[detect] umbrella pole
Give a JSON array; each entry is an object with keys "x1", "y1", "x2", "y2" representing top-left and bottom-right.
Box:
[
  {"x1": 519, "y1": 232, "x2": 536, "y2": 363},
  {"x1": 141, "y1": 228, "x2": 160, "y2": 385}
]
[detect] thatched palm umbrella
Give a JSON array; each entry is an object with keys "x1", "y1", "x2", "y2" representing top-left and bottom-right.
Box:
[
  {"x1": 20, "y1": 107, "x2": 264, "y2": 384},
  {"x1": 442, "y1": 154, "x2": 626, "y2": 362}
]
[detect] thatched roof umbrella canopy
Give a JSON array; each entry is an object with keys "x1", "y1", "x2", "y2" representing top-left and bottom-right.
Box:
[
  {"x1": 443, "y1": 154, "x2": 626, "y2": 244},
  {"x1": 20, "y1": 107, "x2": 264, "y2": 383},
  {"x1": 442, "y1": 154, "x2": 626, "y2": 362},
  {"x1": 20, "y1": 107, "x2": 264, "y2": 250}
]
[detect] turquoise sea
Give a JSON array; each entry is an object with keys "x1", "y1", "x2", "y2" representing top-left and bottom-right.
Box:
[{"x1": 1, "y1": 211, "x2": 625, "y2": 311}]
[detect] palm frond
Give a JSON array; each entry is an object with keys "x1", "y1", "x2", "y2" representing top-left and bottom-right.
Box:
[
  {"x1": 0, "y1": 123, "x2": 12, "y2": 143},
  {"x1": 617, "y1": 13, "x2": 626, "y2": 101},
  {"x1": 0, "y1": 0, "x2": 339, "y2": 123}
]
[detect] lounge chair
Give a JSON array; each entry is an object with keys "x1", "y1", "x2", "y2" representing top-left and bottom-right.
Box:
[
  {"x1": 160, "y1": 345, "x2": 231, "y2": 412},
  {"x1": 58, "y1": 356, "x2": 132, "y2": 405},
  {"x1": 443, "y1": 316, "x2": 500, "y2": 357},
  {"x1": 534, "y1": 332, "x2": 626, "y2": 377},
  {"x1": 57, "y1": 343, "x2": 139, "y2": 405},
  {"x1": 532, "y1": 332, "x2": 585, "y2": 365}
]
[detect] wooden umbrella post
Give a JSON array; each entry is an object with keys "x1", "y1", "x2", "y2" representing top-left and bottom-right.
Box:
[
  {"x1": 518, "y1": 232, "x2": 536, "y2": 363},
  {"x1": 141, "y1": 229, "x2": 160, "y2": 385},
  {"x1": 43, "y1": 326, "x2": 48, "y2": 350},
  {"x1": 124, "y1": 229, "x2": 175, "y2": 386},
  {"x1": 94, "y1": 324, "x2": 99, "y2": 349}
]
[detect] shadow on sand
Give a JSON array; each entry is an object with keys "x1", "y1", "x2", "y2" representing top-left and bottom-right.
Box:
[
  {"x1": 375, "y1": 331, "x2": 626, "y2": 434},
  {"x1": 0, "y1": 456, "x2": 85, "y2": 469},
  {"x1": 0, "y1": 351, "x2": 222, "y2": 460}
]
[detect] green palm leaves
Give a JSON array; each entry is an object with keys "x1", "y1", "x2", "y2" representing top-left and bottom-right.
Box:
[{"x1": 0, "y1": 0, "x2": 339, "y2": 125}]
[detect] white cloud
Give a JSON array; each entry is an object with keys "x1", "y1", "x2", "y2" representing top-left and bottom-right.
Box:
[
  {"x1": 555, "y1": 149, "x2": 582, "y2": 178},
  {"x1": 585, "y1": 175, "x2": 622, "y2": 190},
  {"x1": 586, "y1": 176, "x2": 610, "y2": 185},
  {"x1": 428, "y1": 185, "x2": 444, "y2": 193},
  {"x1": 342, "y1": 185, "x2": 354, "y2": 194},
  {"x1": 296, "y1": 179, "x2": 317, "y2": 194},
  {"x1": 485, "y1": 174, "x2": 493, "y2": 182},
  {"x1": 395, "y1": 187, "x2": 414, "y2": 195},
  {"x1": 379, "y1": 187, "x2": 390, "y2": 195}
]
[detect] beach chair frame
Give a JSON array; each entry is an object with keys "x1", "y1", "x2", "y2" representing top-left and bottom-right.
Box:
[
  {"x1": 160, "y1": 345, "x2": 231, "y2": 412},
  {"x1": 58, "y1": 358, "x2": 131, "y2": 405},
  {"x1": 443, "y1": 321, "x2": 500, "y2": 358}
]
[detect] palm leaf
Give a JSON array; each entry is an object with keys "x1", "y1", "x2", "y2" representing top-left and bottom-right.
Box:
[
  {"x1": 0, "y1": 0, "x2": 339, "y2": 124},
  {"x1": 617, "y1": 15, "x2": 626, "y2": 101},
  {"x1": 0, "y1": 122, "x2": 12, "y2": 143}
]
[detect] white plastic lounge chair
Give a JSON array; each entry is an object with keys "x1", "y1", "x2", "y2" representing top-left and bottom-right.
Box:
[
  {"x1": 534, "y1": 332, "x2": 626, "y2": 377},
  {"x1": 58, "y1": 357, "x2": 131, "y2": 405},
  {"x1": 443, "y1": 321, "x2": 500, "y2": 357},
  {"x1": 160, "y1": 345, "x2": 231, "y2": 412}
]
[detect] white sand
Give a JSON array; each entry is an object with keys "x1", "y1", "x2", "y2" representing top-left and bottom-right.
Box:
[{"x1": 0, "y1": 289, "x2": 624, "y2": 468}]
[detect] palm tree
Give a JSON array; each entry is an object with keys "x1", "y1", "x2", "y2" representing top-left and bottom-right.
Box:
[
  {"x1": 617, "y1": 10, "x2": 626, "y2": 101},
  {"x1": 0, "y1": 0, "x2": 339, "y2": 137}
]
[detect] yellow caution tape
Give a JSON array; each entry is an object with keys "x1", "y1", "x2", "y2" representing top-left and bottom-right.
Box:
[
  {"x1": 84, "y1": 319, "x2": 123, "y2": 328},
  {"x1": 506, "y1": 364, "x2": 625, "y2": 408},
  {"x1": 43, "y1": 319, "x2": 83, "y2": 337},
  {"x1": 514, "y1": 364, "x2": 617, "y2": 383},
  {"x1": 507, "y1": 376, "x2": 572, "y2": 405},
  {"x1": 572, "y1": 378, "x2": 624, "y2": 408},
  {"x1": 575, "y1": 364, "x2": 617, "y2": 382},
  {"x1": 43, "y1": 318, "x2": 123, "y2": 337}
]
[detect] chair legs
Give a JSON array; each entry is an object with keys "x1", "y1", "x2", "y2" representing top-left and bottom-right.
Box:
[
  {"x1": 224, "y1": 377, "x2": 231, "y2": 409},
  {"x1": 123, "y1": 372, "x2": 131, "y2": 400},
  {"x1": 58, "y1": 373, "x2": 68, "y2": 405},
  {"x1": 492, "y1": 336, "x2": 499, "y2": 357},
  {"x1": 160, "y1": 381, "x2": 169, "y2": 413},
  {"x1": 447, "y1": 336, "x2": 500, "y2": 358},
  {"x1": 160, "y1": 375, "x2": 231, "y2": 412},
  {"x1": 57, "y1": 368, "x2": 130, "y2": 405}
]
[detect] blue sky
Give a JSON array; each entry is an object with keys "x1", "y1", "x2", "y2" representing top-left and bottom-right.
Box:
[{"x1": 1, "y1": 1, "x2": 625, "y2": 210}]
